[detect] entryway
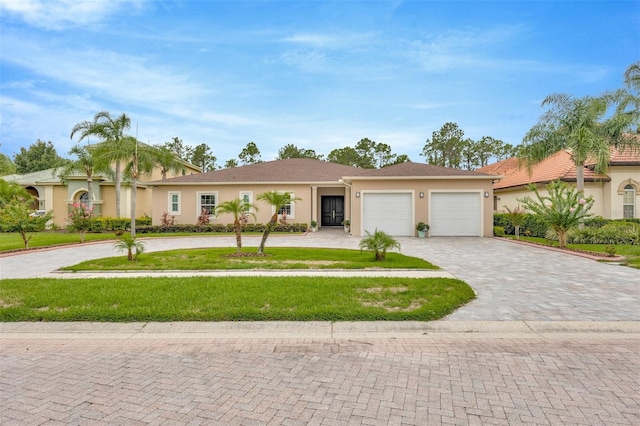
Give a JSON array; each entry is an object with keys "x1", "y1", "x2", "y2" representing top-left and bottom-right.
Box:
[{"x1": 320, "y1": 196, "x2": 344, "y2": 227}]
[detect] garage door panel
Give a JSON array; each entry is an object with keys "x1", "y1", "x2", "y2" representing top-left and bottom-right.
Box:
[
  {"x1": 430, "y1": 192, "x2": 481, "y2": 237},
  {"x1": 363, "y1": 193, "x2": 412, "y2": 236}
]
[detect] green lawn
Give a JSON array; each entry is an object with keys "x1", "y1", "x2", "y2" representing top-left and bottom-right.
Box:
[
  {"x1": 508, "y1": 236, "x2": 640, "y2": 269},
  {"x1": 62, "y1": 247, "x2": 438, "y2": 271},
  {"x1": 0, "y1": 231, "x2": 271, "y2": 252},
  {"x1": 0, "y1": 231, "x2": 119, "y2": 251},
  {"x1": 0, "y1": 276, "x2": 474, "y2": 322}
]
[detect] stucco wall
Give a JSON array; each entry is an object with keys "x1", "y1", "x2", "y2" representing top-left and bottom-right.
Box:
[{"x1": 151, "y1": 184, "x2": 315, "y2": 226}]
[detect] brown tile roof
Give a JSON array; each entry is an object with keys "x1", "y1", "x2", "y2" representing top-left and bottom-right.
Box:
[
  {"x1": 151, "y1": 158, "x2": 363, "y2": 184},
  {"x1": 345, "y1": 161, "x2": 499, "y2": 179},
  {"x1": 478, "y1": 150, "x2": 611, "y2": 190}
]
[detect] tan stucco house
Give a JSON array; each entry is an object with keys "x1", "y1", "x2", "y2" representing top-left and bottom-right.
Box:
[
  {"x1": 1, "y1": 159, "x2": 201, "y2": 228},
  {"x1": 150, "y1": 158, "x2": 500, "y2": 237},
  {"x1": 478, "y1": 146, "x2": 640, "y2": 219}
]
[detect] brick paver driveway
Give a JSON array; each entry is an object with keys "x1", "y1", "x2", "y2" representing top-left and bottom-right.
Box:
[{"x1": 2, "y1": 232, "x2": 639, "y2": 424}]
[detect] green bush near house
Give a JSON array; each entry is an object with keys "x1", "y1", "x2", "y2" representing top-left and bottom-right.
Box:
[
  {"x1": 136, "y1": 223, "x2": 308, "y2": 234},
  {"x1": 493, "y1": 226, "x2": 505, "y2": 237},
  {"x1": 494, "y1": 213, "x2": 548, "y2": 238},
  {"x1": 568, "y1": 222, "x2": 640, "y2": 245}
]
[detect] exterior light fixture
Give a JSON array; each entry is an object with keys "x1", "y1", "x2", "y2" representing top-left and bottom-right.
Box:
[
  {"x1": 356, "y1": 192, "x2": 360, "y2": 198},
  {"x1": 484, "y1": 192, "x2": 490, "y2": 198},
  {"x1": 419, "y1": 192, "x2": 424, "y2": 198}
]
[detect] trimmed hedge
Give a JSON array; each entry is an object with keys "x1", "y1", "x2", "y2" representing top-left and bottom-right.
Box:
[
  {"x1": 493, "y1": 213, "x2": 548, "y2": 238},
  {"x1": 136, "y1": 222, "x2": 308, "y2": 234},
  {"x1": 87, "y1": 217, "x2": 152, "y2": 233}
]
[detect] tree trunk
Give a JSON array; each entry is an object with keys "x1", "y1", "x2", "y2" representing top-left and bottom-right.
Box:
[
  {"x1": 115, "y1": 160, "x2": 121, "y2": 218},
  {"x1": 558, "y1": 229, "x2": 567, "y2": 248},
  {"x1": 130, "y1": 177, "x2": 137, "y2": 238},
  {"x1": 576, "y1": 162, "x2": 584, "y2": 193},
  {"x1": 86, "y1": 177, "x2": 93, "y2": 210},
  {"x1": 234, "y1": 221, "x2": 242, "y2": 254},
  {"x1": 257, "y1": 215, "x2": 277, "y2": 254}
]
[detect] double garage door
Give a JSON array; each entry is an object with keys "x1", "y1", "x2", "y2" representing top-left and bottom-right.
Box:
[{"x1": 362, "y1": 192, "x2": 482, "y2": 237}]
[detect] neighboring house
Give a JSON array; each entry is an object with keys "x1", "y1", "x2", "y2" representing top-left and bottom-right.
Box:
[
  {"x1": 478, "y1": 147, "x2": 640, "y2": 219},
  {"x1": 1, "y1": 159, "x2": 201, "y2": 228},
  {"x1": 150, "y1": 158, "x2": 500, "y2": 237}
]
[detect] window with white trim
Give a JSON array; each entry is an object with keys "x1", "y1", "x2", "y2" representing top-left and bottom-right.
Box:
[
  {"x1": 240, "y1": 191, "x2": 253, "y2": 208},
  {"x1": 623, "y1": 184, "x2": 635, "y2": 219},
  {"x1": 277, "y1": 193, "x2": 295, "y2": 219},
  {"x1": 168, "y1": 192, "x2": 181, "y2": 215},
  {"x1": 197, "y1": 192, "x2": 217, "y2": 217},
  {"x1": 78, "y1": 192, "x2": 89, "y2": 204}
]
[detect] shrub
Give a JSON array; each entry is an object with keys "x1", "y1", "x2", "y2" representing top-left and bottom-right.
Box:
[
  {"x1": 518, "y1": 180, "x2": 594, "y2": 248},
  {"x1": 493, "y1": 226, "x2": 505, "y2": 237},
  {"x1": 568, "y1": 222, "x2": 640, "y2": 245},
  {"x1": 135, "y1": 223, "x2": 308, "y2": 234},
  {"x1": 494, "y1": 213, "x2": 548, "y2": 238}
]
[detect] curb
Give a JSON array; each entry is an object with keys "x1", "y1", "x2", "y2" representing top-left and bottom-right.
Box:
[{"x1": 2, "y1": 321, "x2": 638, "y2": 339}]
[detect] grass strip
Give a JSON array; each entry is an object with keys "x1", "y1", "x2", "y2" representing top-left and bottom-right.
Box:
[
  {"x1": 0, "y1": 277, "x2": 473, "y2": 322},
  {"x1": 62, "y1": 247, "x2": 438, "y2": 271}
]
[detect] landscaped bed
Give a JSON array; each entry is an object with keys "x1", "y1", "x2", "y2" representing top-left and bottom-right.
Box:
[{"x1": 0, "y1": 276, "x2": 474, "y2": 322}]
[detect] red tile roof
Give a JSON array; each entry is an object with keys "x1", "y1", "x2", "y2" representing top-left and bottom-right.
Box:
[{"x1": 478, "y1": 149, "x2": 617, "y2": 190}]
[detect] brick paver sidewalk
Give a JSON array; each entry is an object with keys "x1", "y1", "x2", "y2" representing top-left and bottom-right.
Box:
[{"x1": 2, "y1": 334, "x2": 638, "y2": 425}]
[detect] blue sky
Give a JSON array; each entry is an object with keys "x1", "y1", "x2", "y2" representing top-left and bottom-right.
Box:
[{"x1": 1, "y1": 0, "x2": 638, "y2": 166}]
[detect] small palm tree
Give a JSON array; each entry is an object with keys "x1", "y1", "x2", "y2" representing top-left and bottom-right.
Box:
[
  {"x1": 359, "y1": 229, "x2": 401, "y2": 261},
  {"x1": 256, "y1": 191, "x2": 301, "y2": 254},
  {"x1": 215, "y1": 198, "x2": 257, "y2": 254},
  {"x1": 113, "y1": 234, "x2": 146, "y2": 261},
  {"x1": 154, "y1": 146, "x2": 186, "y2": 180},
  {"x1": 503, "y1": 205, "x2": 527, "y2": 239}
]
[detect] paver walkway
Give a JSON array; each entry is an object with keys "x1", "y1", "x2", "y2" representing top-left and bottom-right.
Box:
[{"x1": 1, "y1": 230, "x2": 639, "y2": 424}]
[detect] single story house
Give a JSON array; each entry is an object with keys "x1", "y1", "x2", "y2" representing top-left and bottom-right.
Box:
[
  {"x1": 1, "y1": 160, "x2": 201, "y2": 228},
  {"x1": 150, "y1": 158, "x2": 501, "y2": 237},
  {"x1": 477, "y1": 146, "x2": 640, "y2": 219}
]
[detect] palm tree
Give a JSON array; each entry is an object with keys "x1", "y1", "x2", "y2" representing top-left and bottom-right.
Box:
[
  {"x1": 70, "y1": 111, "x2": 132, "y2": 218},
  {"x1": 520, "y1": 93, "x2": 635, "y2": 192},
  {"x1": 122, "y1": 137, "x2": 156, "y2": 237},
  {"x1": 154, "y1": 146, "x2": 186, "y2": 179},
  {"x1": 256, "y1": 191, "x2": 301, "y2": 254},
  {"x1": 57, "y1": 145, "x2": 104, "y2": 210},
  {"x1": 616, "y1": 61, "x2": 640, "y2": 133},
  {"x1": 215, "y1": 198, "x2": 257, "y2": 254},
  {"x1": 358, "y1": 229, "x2": 401, "y2": 261},
  {"x1": 112, "y1": 234, "x2": 146, "y2": 261}
]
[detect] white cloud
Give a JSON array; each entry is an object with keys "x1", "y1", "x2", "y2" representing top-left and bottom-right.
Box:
[
  {"x1": 282, "y1": 32, "x2": 376, "y2": 49},
  {"x1": 0, "y1": 0, "x2": 146, "y2": 30}
]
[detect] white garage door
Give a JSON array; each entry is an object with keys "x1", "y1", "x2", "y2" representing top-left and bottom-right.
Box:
[
  {"x1": 362, "y1": 193, "x2": 413, "y2": 236},
  {"x1": 430, "y1": 192, "x2": 482, "y2": 236}
]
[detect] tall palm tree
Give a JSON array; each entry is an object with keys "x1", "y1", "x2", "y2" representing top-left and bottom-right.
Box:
[
  {"x1": 215, "y1": 198, "x2": 257, "y2": 253},
  {"x1": 520, "y1": 93, "x2": 635, "y2": 192},
  {"x1": 122, "y1": 137, "x2": 156, "y2": 237},
  {"x1": 256, "y1": 191, "x2": 301, "y2": 254},
  {"x1": 70, "y1": 111, "x2": 132, "y2": 218},
  {"x1": 57, "y1": 145, "x2": 104, "y2": 210},
  {"x1": 616, "y1": 61, "x2": 640, "y2": 133}
]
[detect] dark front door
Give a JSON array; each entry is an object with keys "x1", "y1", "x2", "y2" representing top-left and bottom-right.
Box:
[{"x1": 321, "y1": 196, "x2": 345, "y2": 226}]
